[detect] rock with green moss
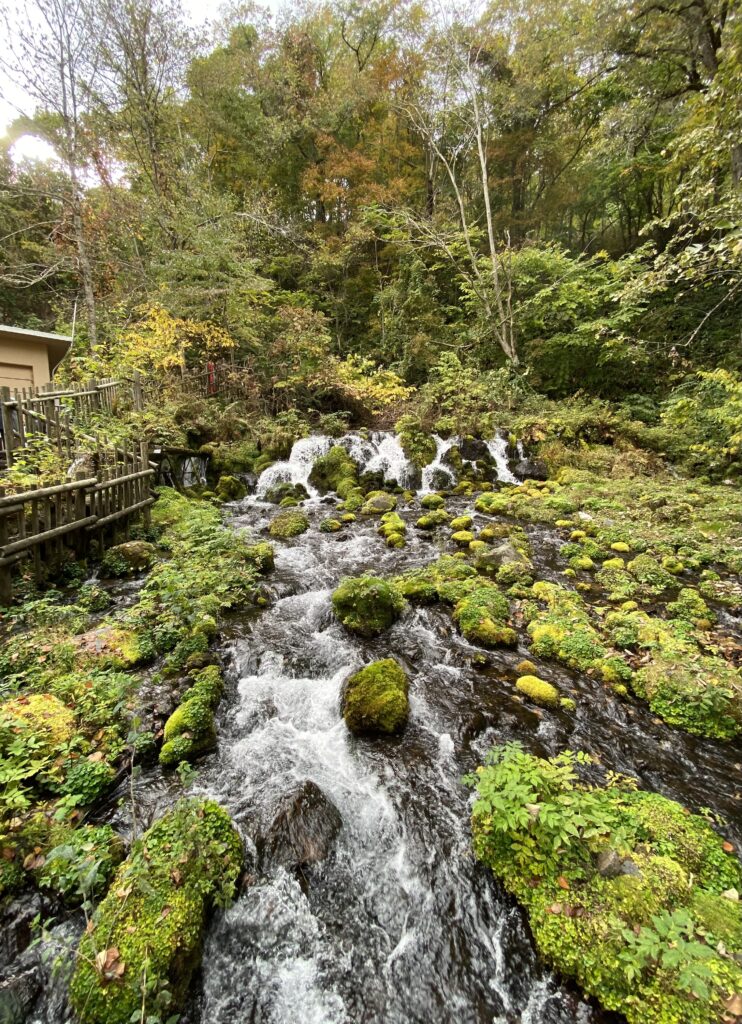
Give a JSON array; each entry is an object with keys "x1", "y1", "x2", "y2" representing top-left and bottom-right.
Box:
[
  {"x1": 70, "y1": 798, "x2": 243, "y2": 1024},
  {"x1": 100, "y1": 541, "x2": 156, "y2": 578},
  {"x1": 416, "y1": 509, "x2": 449, "y2": 529},
  {"x1": 395, "y1": 416, "x2": 437, "y2": 469},
  {"x1": 469, "y1": 744, "x2": 742, "y2": 1024},
  {"x1": 269, "y1": 508, "x2": 310, "y2": 539},
  {"x1": 378, "y1": 510, "x2": 406, "y2": 543},
  {"x1": 160, "y1": 665, "x2": 224, "y2": 767},
  {"x1": 320, "y1": 518, "x2": 343, "y2": 533},
  {"x1": 450, "y1": 515, "x2": 473, "y2": 531},
  {"x1": 343, "y1": 659, "x2": 410, "y2": 735},
  {"x1": 515, "y1": 674, "x2": 560, "y2": 707},
  {"x1": 308, "y1": 446, "x2": 359, "y2": 494},
  {"x1": 451, "y1": 530, "x2": 475, "y2": 546},
  {"x1": 453, "y1": 586, "x2": 516, "y2": 647},
  {"x1": 360, "y1": 490, "x2": 397, "y2": 515},
  {"x1": 526, "y1": 582, "x2": 612, "y2": 673},
  {"x1": 332, "y1": 576, "x2": 405, "y2": 637},
  {"x1": 215, "y1": 474, "x2": 248, "y2": 502},
  {"x1": 265, "y1": 481, "x2": 308, "y2": 504},
  {"x1": 243, "y1": 541, "x2": 275, "y2": 573},
  {"x1": 421, "y1": 493, "x2": 445, "y2": 510}
]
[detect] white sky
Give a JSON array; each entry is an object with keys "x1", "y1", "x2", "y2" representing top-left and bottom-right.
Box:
[{"x1": 0, "y1": 0, "x2": 284, "y2": 164}]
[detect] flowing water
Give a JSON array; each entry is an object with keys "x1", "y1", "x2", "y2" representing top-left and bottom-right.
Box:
[{"x1": 9, "y1": 432, "x2": 742, "y2": 1024}]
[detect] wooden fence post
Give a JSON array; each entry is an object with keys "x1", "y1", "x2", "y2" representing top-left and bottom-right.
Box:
[{"x1": 0, "y1": 387, "x2": 14, "y2": 467}]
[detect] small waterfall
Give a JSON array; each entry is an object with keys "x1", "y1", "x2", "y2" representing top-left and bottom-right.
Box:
[
  {"x1": 181, "y1": 454, "x2": 208, "y2": 488},
  {"x1": 364, "y1": 432, "x2": 416, "y2": 489},
  {"x1": 420, "y1": 435, "x2": 456, "y2": 492},
  {"x1": 257, "y1": 436, "x2": 334, "y2": 498},
  {"x1": 485, "y1": 436, "x2": 518, "y2": 485}
]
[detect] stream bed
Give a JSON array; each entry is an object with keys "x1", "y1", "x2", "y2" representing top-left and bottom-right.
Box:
[{"x1": 13, "y1": 432, "x2": 742, "y2": 1024}]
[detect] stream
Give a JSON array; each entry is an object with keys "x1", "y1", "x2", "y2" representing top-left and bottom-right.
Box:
[{"x1": 11, "y1": 432, "x2": 742, "y2": 1024}]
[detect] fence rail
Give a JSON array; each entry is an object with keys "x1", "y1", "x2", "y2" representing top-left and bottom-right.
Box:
[{"x1": 0, "y1": 443, "x2": 154, "y2": 603}]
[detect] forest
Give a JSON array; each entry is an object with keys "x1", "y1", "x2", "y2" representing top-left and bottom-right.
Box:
[{"x1": 0, "y1": 1, "x2": 741, "y2": 1023}]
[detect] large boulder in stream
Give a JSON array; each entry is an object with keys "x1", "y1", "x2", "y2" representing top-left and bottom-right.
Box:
[
  {"x1": 360, "y1": 490, "x2": 397, "y2": 515},
  {"x1": 308, "y1": 445, "x2": 358, "y2": 495},
  {"x1": 70, "y1": 799, "x2": 243, "y2": 1024},
  {"x1": 332, "y1": 575, "x2": 405, "y2": 636},
  {"x1": 261, "y1": 781, "x2": 342, "y2": 870},
  {"x1": 343, "y1": 659, "x2": 410, "y2": 736},
  {"x1": 514, "y1": 457, "x2": 549, "y2": 481}
]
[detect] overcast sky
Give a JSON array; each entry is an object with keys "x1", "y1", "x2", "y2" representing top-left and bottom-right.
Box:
[{"x1": 0, "y1": 0, "x2": 284, "y2": 162}]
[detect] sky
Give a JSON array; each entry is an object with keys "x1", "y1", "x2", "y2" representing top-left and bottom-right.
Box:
[{"x1": 0, "y1": 0, "x2": 284, "y2": 164}]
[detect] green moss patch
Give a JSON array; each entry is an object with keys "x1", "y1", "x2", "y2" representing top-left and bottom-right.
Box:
[
  {"x1": 332, "y1": 576, "x2": 405, "y2": 636},
  {"x1": 468, "y1": 744, "x2": 742, "y2": 1024},
  {"x1": 308, "y1": 445, "x2": 359, "y2": 494},
  {"x1": 269, "y1": 508, "x2": 310, "y2": 538},
  {"x1": 343, "y1": 659, "x2": 409, "y2": 735},
  {"x1": 70, "y1": 799, "x2": 243, "y2": 1024}
]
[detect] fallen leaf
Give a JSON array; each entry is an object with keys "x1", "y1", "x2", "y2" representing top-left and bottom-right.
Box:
[
  {"x1": 723, "y1": 841, "x2": 735, "y2": 853},
  {"x1": 724, "y1": 993, "x2": 742, "y2": 1016},
  {"x1": 95, "y1": 947, "x2": 125, "y2": 982},
  {"x1": 557, "y1": 876, "x2": 570, "y2": 890},
  {"x1": 547, "y1": 903, "x2": 563, "y2": 915},
  {"x1": 160, "y1": 906, "x2": 172, "y2": 919},
  {"x1": 87, "y1": 751, "x2": 104, "y2": 762}
]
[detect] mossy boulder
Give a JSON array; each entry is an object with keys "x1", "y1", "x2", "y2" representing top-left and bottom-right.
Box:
[
  {"x1": 416, "y1": 509, "x2": 449, "y2": 530},
  {"x1": 215, "y1": 474, "x2": 248, "y2": 502},
  {"x1": 343, "y1": 659, "x2": 409, "y2": 736},
  {"x1": 451, "y1": 530, "x2": 475, "y2": 546},
  {"x1": 470, "y1": 745, "x2": 742, "y2": 1024},
  {"x1": 243, "y1": 541, "x2": 275, "y2": 573},
  {"x1": 450, "y1": 515, "x2": 473, "y2": 531},
  {"x1": 159, "y1": 665, "x2": 224, "y2": 767},
  {"x1": 332, "y1": 576, "x2": 405, "y2": 637},
  {"x1": 308, "y1": 445, "x2": 358, "y2": 494},
  {"x1": 421, "y1": 493, "x2": 445, "y2": 510},
  {"x1": 0, "y1": 693, "x2": 75, "y2": 758},
  {"x1": 515, "y1": 674, "x2": 560, "y2": 707},
  {"x1": 269, "y1": 508, "x2": 310, "y2": 539},
  {"x1": 453, "y1": 586, "x2": 516, "y2": 647},
  {"x1": 264, "y1": 481, "x2": 308, "y2": 504},
  {"x1": 100, "y1": 541, "x2": 156, "y2": 578},
  {"x1": 74, "y1": 624, "x2": 147, "y2": 669},
  {"x1": 378, "y1": 510, "x2": 406, "y2": 542},
  {"x1": 320, "y1": 518, "x2": 343, "y2": 533},
  {"x1": 70, "y1": 799, "x2": 243, "y2": 1024},
  {"x1": 360, "y1": 490, "x2": 397, "y2": 515}
]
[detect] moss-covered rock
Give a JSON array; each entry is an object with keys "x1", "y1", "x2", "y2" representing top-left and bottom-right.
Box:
[
  {"x1": 416, "y1": 509, "x2": 449, "y2": 529},
  {"x1": 343, "y1": 659, "x2": 409, "y2": 736},
  {"x1": 332, "y1": 576, "x2": 405, "y2": 636},
  {"x1": 264, "y1": 481, "x2": 308, "y2": 504},
  {"x1": 453, "y1": 586, "x2": 517, "y2": 647},
  {"x1": 308, "y1": 445, "x2": 358, "y2": 494},
  {"x1": 469, "y1": 744, "x2": 742, "y2": 1024},
  {"x1": 378, "y1": 510, "x2": 406, "y2": 543},
  {"x1": 320, "y1": 517, "x2": 343, "y2": 533},
  {"x1": 70, "y1": 799, "x2": 243, "y2": 1024},
  {"x1": 360, "y1": 490, "x2": 397, "y2": 515},
  {"x1": 243, "y1": 541, "x2": 275, "y2": 573},
  {"x1": 100, "y1": 541, "x2": 156, "y2": 578},
  {"x1": 215, "y1": 474, "x2": 248, "y2": 502},
  {"x1": 451, "y1": 529, "x2": 475, "y2": 546},
  {"x1": 269, "y1": 508, "x2": 310, "y2": 539},
  {"x1": 421, "y1": 493, "x2": 445, "y2": 510},
  {"x1": 159, "y1": 665, "x2": 224, "y2": 767},
  {"x1": 515, "y1": 674, "x2": 560, "y2": 707},
  {"x1": 450, "y1": 515, "x2": 473, "y2": 531}
]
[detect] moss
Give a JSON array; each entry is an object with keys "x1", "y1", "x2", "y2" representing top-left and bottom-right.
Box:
[
  {"x1": 0, "y1": 693, "x2": 76, "y2": 755},
  {"x1": 421, "y1": 493, "x2": 445, "y2": 509},
  {"x1": 360, "y1": 490, "x2": 397, "y2": 515},
  {"x1": 264, "y1": 481, "x2": 308, "y2": 504},
  {"x1": 633, "y1": 656, "x2": 740, "y2": 740},
  {"x1": 215, "y1": 474, "x2": 248, "y2": 502},
  {"x1": 332, "y1": 576, "x2": 405, "y2": 637},
  {"x1": 526, "y1": 582, "x2": 613, "y2": 672},
  {"x1": 36, "y1": 823, "x2": 124, "y2": 902},
  {"x1": 469, "y1": 745, "x2": 742, "y2": 1024},
  {"x1": 569, "y1": 554, "x2": 595, "y2": 571},
  {"x1": 320, "y1": 518, "x2": 343, "y2": 533},
  {"x1": 269, "y1": 508, "x2": 310, "y2": 538},
  {"x1": 516, "y1": 659, "x2": 537, "y2": 675},
  {"x1": 611, "y1": 541, "x2": 631, "y2": 553},
  {"x1": 160, "y1": 666, "x2": 224, "y2": 767},
  {"x1": 341, "y1": 513, "x2": 356, "y2": 523},
  {"x1": 100, "y1": 541, "x2": 156, "y2": 578},
  {"x1": 416, "y1": 509, "x2": 449, "y2": 529},
  {"x1": 343, "y1": 659, "x2": 409, "y2": 735},
  {"x1": 450, "y1": 515, "x2": 473, "y2": 531},
  {"x1": 453, "y1": 586, "x2": 516, "y2": 647},
  {"x1": 378, "y1": 511, "x2": 406, "y2": 541},
  {"x1": 308, "y1": 445, "x2": 358, "y2": 494},
  {"x1": 666, "y1": 587, "x2": 714, "y2": 625},
  {"x1": 451, "y1": 530, "x2": 475, "y2": 546},
  {"x1": 70, "y1": 799, "x2": 243, "y2": 1024},
  {"x1": 243, "y1": 541, "x2": 275, "y2": 573},
  {"x1": 515, "y1": 674, "x2": 560, "y2": 707}
]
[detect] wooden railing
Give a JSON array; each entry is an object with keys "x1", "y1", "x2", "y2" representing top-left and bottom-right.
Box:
[{"x1": 0, "y1": 442, "x2": 154, "y2": 603}]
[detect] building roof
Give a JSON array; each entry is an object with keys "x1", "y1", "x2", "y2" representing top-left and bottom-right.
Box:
[{"x1": 0, "y1": 324, "x2": 73, "y2": 371}]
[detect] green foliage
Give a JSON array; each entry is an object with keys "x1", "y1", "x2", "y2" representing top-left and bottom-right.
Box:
[
  {"x1": 468, "y1": 744, "x2": 742, "y2": 1024},
  {"x1": 268, "y1": 508, "x2": 310, "y2": 539},
  {"x1": 332, "y1": 575, "x2": 405, "y2": 637}
]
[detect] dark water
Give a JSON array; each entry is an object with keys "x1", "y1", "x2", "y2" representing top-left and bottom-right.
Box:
[{"x1": 8, "y1": 433, "x2": 742, "y2": 1024}]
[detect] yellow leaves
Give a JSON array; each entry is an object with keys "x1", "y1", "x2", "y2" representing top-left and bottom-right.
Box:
[{"x1": 121, "y1": 304, "x2": 236, "y2": 375}]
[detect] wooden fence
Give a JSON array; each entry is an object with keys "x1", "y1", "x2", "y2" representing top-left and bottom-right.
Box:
[{"x1": 0, "y1": 442, "x2": 154, "y2": 603}]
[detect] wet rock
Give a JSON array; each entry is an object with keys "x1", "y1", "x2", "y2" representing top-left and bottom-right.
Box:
[
  {"x1": 343, "y1": 658, "x2": 410, "y2": 735},
  {"x1": 514, "y1": 458, "x2": 549, "y2": 481},
  {"x1": 100, "y1": 540, "x2": 156, "y2": 577},
  {"x1": 596, "y1": 848, "x2": 640, "y2": 878},
  {"x1": 458, "y1": 437, "x2": 489, "y2": 462},
  {"x1": 475, "y1": 541, "x2": 529, "y2": 575},
  {"x1": 0, "y1": 893, "x2": 45, "y2": 971},
  {"x1": 264, "y1": 481, "x2": 308, "y2": 504},
  {"x1": 0, "y1": 966, "x2": 42, "y2": 1024},
  {"x1": 216, "y1": 474, "x2": 248, "y2": 502},
  {"x1": 261, "y1": 781, "x2": 342, "y2": 870}
]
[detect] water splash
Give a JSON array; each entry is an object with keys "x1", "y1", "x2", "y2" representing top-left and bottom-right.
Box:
[
  {"x1": 485, "y1": 435, "x2": 518, "y2": 485},
  {"x1": 256, "y1": 436, "x2": 334, "y2": 498},
  {"x1": 420, "y1": 435, "x2": 457, "y2": 492}
]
